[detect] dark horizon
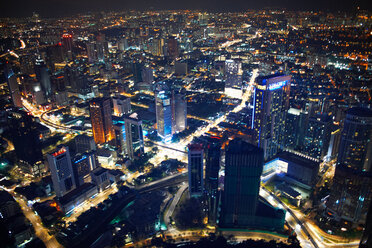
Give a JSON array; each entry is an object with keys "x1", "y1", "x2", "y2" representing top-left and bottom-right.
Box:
[{"x1": 1, "y1": 0, "x2": 371, "y2": 18}]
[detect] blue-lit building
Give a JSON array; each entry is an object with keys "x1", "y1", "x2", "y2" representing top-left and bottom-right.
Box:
[
  {"x1": 155, "y1": 89, "x2": 172, "y2": 140},
  {"x1": 252, "y1": 74, "x2": 291, "y2": 160},
  {"x1": 72, "y1": 152, "x2": 97, "y2": 187}
]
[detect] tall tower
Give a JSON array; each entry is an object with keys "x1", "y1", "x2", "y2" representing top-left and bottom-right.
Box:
[
  {"x1": 124, "y1": 113, "x2": 144, "y2": 159},
  {"x1": 155, "y1": 89, "x2": 172, "y2": 140},
  {"x1": 5, "y1": 65, "x2": 22, "y2": 107},
  {"x1": 34, "y1": 56, "x2": 52, "y2": 98},
  {"x1": 47, "y1": 146, "x2": 76, "y2": 197},
  {"x1": 337, "y1": 107, "x2": 372, "y2": 171},
  {"x1": 167, "y1": 36, "x2": 179, "y2": 60},
  {"x1": 221, "y1": 139, "x2": 264, "y2": 227},
  {"x1": 205, "y1": 140, "x2": 221, "y2": 225},
  {"x1": 112, "y1": 96, "x2": 131, "y2": 116},
  {"x1": 90, "y1": 98, "x2": 114, "y2": 145},
  {"x1": 252, "y1": 74, "x2": 291, "y2": 160},
  {"x1": 171, "y1": 87, "x2": 187, "y2": 133},
  {"x1": 327, "y1": 107, "x2": 372, "y2": 223},
  {"x1": 188, "y1": 144, "x2": 204, "y2": 197}
]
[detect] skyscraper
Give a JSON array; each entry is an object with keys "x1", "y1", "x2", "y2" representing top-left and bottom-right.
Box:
[
  {"x1": 327, "y1": 107, "x2": 372, "y2": 223},
  {"x1": 124, "y1": 113, "x2": 145, "y2": 159},
  {"x1": 155, "y1": 89, "x2": 172, "y2": 140},
  {"x1": 34, "y1": 56, "x2": 52, "y2": 98},
  {"x1": 205, "y1": 140, "x2": 221, "y2": 225},
  {"x1": 47, "y1": 146, "x2": 76, "y2": 197},
  {"x1": 72, "y1": 152, "x2": 97, "y2": 187},
  {"x1": 252, "y1": 74, "x2": 291, "y2": 160},
  {"x1": 224, "y1": 59, "x2": 243, "y2": 99},
  {"x1": 8, "y1": 110, "x2": 44, "y2": 177},
  {"x1": 5, "y1": 66, "x2": 22, "y2": 107},
  {"x1": 171, "y1": 87, "x2": 187, "y2": 133},
  {"x1": 188, "y1": 144, "x2": 204, "y2": 197},
  {"x1": 113, "y1": 123, "x2": 127, "y2": 155},
  {"x1": 90, "y1": 98, "x2": 114, "y2": 145},
  {"x1": 62, "y1": 33, "x2": 73, "y2": 60},
  {"x1": 337, "y1": 107, "x2": 372, "y2": 171},
  {"x1": 167, "y1": 36, "x2": 179, "y2": 60},
  {"x1": 221, "y1": 139, "x2": 263, "y2": 227},
  {"x1": 303, "y1": 113, "x2": 332, "y2": 160}
]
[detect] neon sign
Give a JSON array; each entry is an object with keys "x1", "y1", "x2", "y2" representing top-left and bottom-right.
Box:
[{"x1": 268, "y1": 81, "x2": 287, "y2": 91}]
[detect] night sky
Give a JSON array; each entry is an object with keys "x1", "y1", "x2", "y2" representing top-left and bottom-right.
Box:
[{"x1": 0, "y1": 0, "x2": 370, "y2": 18}]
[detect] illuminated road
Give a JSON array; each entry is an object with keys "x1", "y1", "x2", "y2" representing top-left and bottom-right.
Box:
[
  {"x1": 163, "y1": 183, "x2": 188, "y2": 228},
  {"x1": 8, "y1": 191, "x2": 63, "y2": 248}
]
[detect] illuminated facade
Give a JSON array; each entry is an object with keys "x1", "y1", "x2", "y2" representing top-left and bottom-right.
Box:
[
  {"x1": 224, "y1": 59, "x2": 243, "y2": 99},
  {"x1": 90, "y1": 98, "x2": 114, "y2": 145},
  {"x1": 112, "y1": 96, "x2": 131, "y2": 116},
  {"x1": 5, "y1": 66, "x2": 22, "y2": 108},
  {"x1": 155, "y1": 89, "x2": 172, "y2": 140},
  {"x1": 47, "y1": 146, "x2": 76, "y2": 197},
  {"x1": 252, "y1": 74, "x2": 291, "y2": 160},
  {"x1": 72, "y1": 152, "x2": 97, "y2": 186},
  {"x1": 124, "y1": 113, "x2": 145, "y2": 159},
  {"x1": 188, "y1": 143, "x2": 204, "y2": 197},
  {"x1": 171, "y1": 87, "x2": 187, "y2": 133}
]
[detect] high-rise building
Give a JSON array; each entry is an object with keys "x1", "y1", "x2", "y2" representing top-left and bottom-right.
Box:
[
  {"x1": 86, "y1": 42, "x2": 98, "y2": 64},
  {"x1": 284, "y1": 108, "x2": 308, "y2": 150},
  {"x1": 337, "y1": 107, "x2": 372, "y2": 171},
  {"x1": 221, "y1": 139, "x2": 263, "y2": 227},
  {"x1": 113, "y1": 123, "x2": 127, "y2": 155},
  {"x1": 34, "y1": 56, "x2": 52, "y2": 98},
  {"x1": 90, "y1": 98, "x2": 114, "y2": 145},
  {"x1": 360, "y1": 201, "x2": 372, "y2": 248},
  {"x1": 112, "y1": 96, "x2": 131, "y2": 116},
  {"x1": 205, "y1": 140, "x2": 221, "y2": 225},
  {"x1": 188, "y1": 143, "x2": 204, "y2": 197},
  {"x1": 252, "y1": 74, "x2": 291, "y2": 160},
  {"x1": 124, "y1": 113, "x2": 144, "y2": 159},
  {"x1": 167, "y1": 36, "x2": 179, "y2": 60},
  {"x1": 171, "y1": 87, "x2": 187, "y2": 133},
  {"x1": 327, "y1": 107, "x2": 372, "y2": 224},
  {"x1": 303, "y1": 113, "x2": 332, "y2": 160},
  {"x1": 155, "y1": 89, "x2": 172, "y2": 140},
  {"x1": 224, "y1": 59, "x2": 243, "y2": 99},
  {"x1": 74, "y1": 134, "x2": 96, "y2": 154},
  {"x1": 72, "y1": 152, "x2": 97, "y2": 187},
  {"x1": 5, "y1": 66, "x2": 22, "y2": 107},
  {"x1": 47, "y1": 146, "x2": 76, "y2": 197},
  {"x1": 8, "y1": 110, "x2": 44, "y2": 177},
  {"x1": 62, "y1": 33, "x2": 73, "y2": 60}
]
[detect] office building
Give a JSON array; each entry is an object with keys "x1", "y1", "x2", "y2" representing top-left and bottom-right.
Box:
[
  {"x1": 74, "y1": 134, "x2": 96, "y2": 154},
  {"x1": 224, "y1": 59, "x2": 243, "y2": 99},
  {"x1": 47, "y1": 146, "x2": 76, "y2": 197},
  {"x1": 171, "y1": 87, "x2": 187, "y2": 133},
  {"x1": 337, "y1": 107, "x2": 372, "y2": 172},
  {"x1": 124, "y1": 113, "x2": 145, "y2": 159},
  {"x1": 34, "y1": 56, "x2": 52, "y2": 98},
  {"x1": 112, "y1": 96, "x2": 131, "y2": 116},
  {"x1": 284, "y1": 108, "x2": 308, "y2": 150},
  {"x1": 5, "y1": 66, "x2": 22, "y2": 108},
  {"x1": 155, "y1": 89, "x2": 172, "y2": 139},
  {"x1": 113, "y1": 123, "x2": 127, "y2": 155},
  {"x1": 8, "y1": 110, "x2": 44, "y2": 177},
  {"x1": 221, "y1": 139, "x2": 285, "y2": 230},
  {"x1": 90, "y1": 98, "x2": 114, "y2": 145},
  {"x1": 72, "y1": 152, "x2": 97, "y2": 186},
  {"x1": 205, "y1": 140, "x2": 221, "y2": 225},
  {"x1": 303, "y1": 113, "x2": 332, "y2": 160},
  {"x1": 167, "y1": 36, "x2": 179, "y2": 60},
  {"x1": 252, "y1": 74, "x2": 291, "y2": 160},
  {"x1": 188, "y1": 144, "x2": 204, "y2": 197}
]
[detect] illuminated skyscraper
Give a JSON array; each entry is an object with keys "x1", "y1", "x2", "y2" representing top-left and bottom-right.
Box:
[
  {"x1": 90, "y1": 98, "x2": 114, "y2": 145},
  {"x1": 5, "y1": 66, "x2": 22, "y2": 107},
  {"x1": 188, "y1": 143, "x2": 204, "y2": 197},
  {"x1": 337, "y1": 107, "x2": 372, "y2": 171},
  {"x1": 327, "y1": 107, "x2": 372, "y2": 223},
  {"x1": 72, "y1": 152, "x2": 97, "y2": 186},
  {"x1": 47, "y1": 146, "x2": 76, "y2": 197},
  {"x1": 252, "y1": 74, "x2": 291, "y2": 160},
  {"x1": 171, "y1": 87, "x2": 187, "y2": 133},
  {"x1": 224, "y1": 59, "x2": 243, "y2": 99},
  {"x1": 62, "y1": 33, "x2": 73, "y2": 60},
  {"x1": 155, "y1": 89, "x2": 172, "y2": 140},
  {"x1": 303, "y1": 113, "x2": 332, "y2": 160},
  {"x1": 124, "y1": 113, "x2": 144, "y2": 159},
  {"x1": 34, "y1": 56, "x2": 52, "y2": 98}
]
